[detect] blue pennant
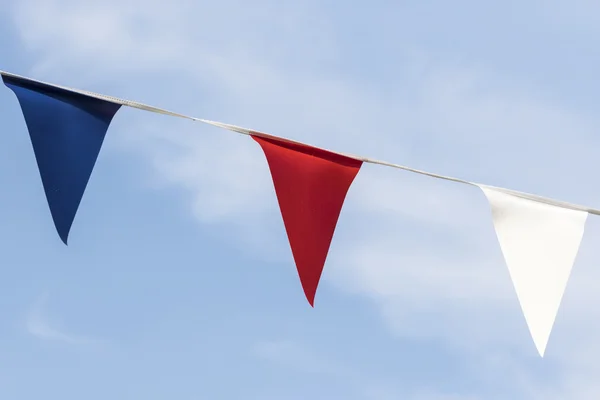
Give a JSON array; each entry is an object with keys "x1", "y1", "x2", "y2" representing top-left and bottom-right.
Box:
[{"x1": 2, "y1": 74, "x2": 121, "y2": 244}]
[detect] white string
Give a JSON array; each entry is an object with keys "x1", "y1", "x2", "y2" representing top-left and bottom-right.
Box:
[{"x1": 3, "y1": 69, "x2": 600, "y2": 216}]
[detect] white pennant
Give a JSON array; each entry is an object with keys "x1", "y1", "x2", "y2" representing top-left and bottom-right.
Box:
[{"x1": 480, "y1": 186, "x2": 588, "y2": 357}]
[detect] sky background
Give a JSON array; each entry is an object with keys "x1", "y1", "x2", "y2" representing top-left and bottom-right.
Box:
[{"x1": 1, "y1": 0, "x2": 600, "y2": 399}]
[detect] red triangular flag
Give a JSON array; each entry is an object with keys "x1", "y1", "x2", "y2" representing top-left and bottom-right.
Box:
[{"x1": 252, "y1": 134, "x2": 363, "y2": 306}]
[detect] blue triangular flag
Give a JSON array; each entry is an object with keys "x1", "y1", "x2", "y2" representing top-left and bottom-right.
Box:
[{"x1": 2, "y1": 74, "x2": 121, "y2": 244}]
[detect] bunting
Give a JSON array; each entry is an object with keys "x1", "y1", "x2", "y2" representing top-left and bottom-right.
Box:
[
  {"x1": 2, "y1": 70, "x2": 600, "y2": 356},
  {"x1": 480, "y1": 186, "x2": 588, "y2": 356},
  {"x1": 252, "y1": 134, "x2": 362, "y2": 306},
  {"x1": 2, "y1": 74, "x2": 121, "y2": 244}
]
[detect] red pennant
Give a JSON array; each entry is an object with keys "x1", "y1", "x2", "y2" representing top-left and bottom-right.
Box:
[{"x1": 252, "y1": 134, "x2": 363, "y2": 306}]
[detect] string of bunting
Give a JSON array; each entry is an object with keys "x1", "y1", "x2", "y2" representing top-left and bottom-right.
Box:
[{"x1": 1, "y1": 69, "x2": 595, "y2": 357}]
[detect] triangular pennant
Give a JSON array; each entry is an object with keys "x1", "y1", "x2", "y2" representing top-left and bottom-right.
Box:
[
  {"x1": 2, "y1": 75, "x2": 121, "y2": 244},
  {"x1": 480, "y1": 186, "x2": 588, "y2": 356},
  {"x1": 252, "y1": 135, "x2": 363, "y2": 306}
]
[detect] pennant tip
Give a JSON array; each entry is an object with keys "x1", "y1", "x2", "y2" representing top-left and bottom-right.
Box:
[
  {"x1": 58, "y1": 230, "x2": 70, "y2": 246},
  {"x1": 304, "y1": 291, "x2": 316, "y2": 308},
  {"x1": 531, "y1": 335, "x2": 548, "y2": 358},
  {"x1": 535, "y1": 343, "x2": 547, "y2": 358}
]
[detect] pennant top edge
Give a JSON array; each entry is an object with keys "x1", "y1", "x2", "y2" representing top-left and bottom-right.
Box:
[
  {"x1": 479, "y1": 184, "x2": 600, "y2": 216},
  {"x1": 198, "y1": 119, "x2": 364, "y2": 163},
  {"x1": 0, "y1": 70, "x2": 193, "y2": 121},
  {"x1": 252, "y1": 133, "x2": 364, "y2": 167}
]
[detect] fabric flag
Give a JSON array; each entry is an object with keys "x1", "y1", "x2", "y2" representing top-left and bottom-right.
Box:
[
  {"x1": 480, "y1": 185, "x2": 588, "y2": 356},
  {"x1": 2, "y1": 74, "x2": 121, "y2": 244},
  {"x1": 252, "y1": 134, "x2": 363, "y2": 306}
]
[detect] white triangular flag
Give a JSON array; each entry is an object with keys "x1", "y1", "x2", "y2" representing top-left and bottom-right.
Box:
[{"x1": 480, "y1": 186, "x2": 588, "y2": 357}]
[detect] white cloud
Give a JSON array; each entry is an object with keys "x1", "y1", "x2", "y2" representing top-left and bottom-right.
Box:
[{"x1": 26, "y1": 293, "x2": 98, "y2": 345}]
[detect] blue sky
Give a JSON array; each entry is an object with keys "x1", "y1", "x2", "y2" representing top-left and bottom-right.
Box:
[{"x1": 2, "y1": 0, "x2": 600, "y2": 399}]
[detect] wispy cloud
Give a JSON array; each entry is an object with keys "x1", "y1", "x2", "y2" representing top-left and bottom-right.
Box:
[
  {"x1": 253, "y1": 339, "x2": 491, "y2": 400},
  {"x1": 253, "y1": 339, "x2": 406, "y2": 399},
  {"x1": 26, "y1": 293, "x2": 98, "y2": 345},
  {"x1": 253, "y1": 339, "x2": 352, "y2": 377}
]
